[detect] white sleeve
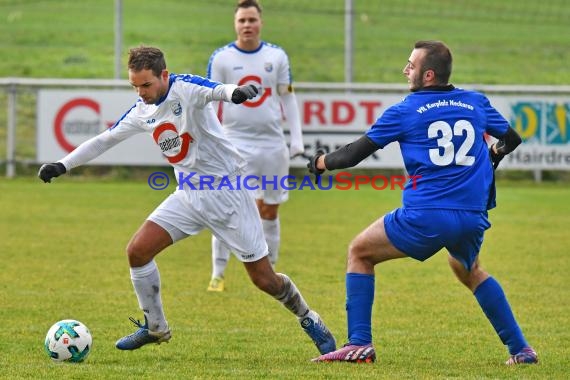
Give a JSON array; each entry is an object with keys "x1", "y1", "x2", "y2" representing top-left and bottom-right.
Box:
[
  {"x1": 59, "y1": 106, "x2": 145, "y2": 170},
  {"x1": 279, "y1": 85, "x2": 304, "y2": 157},
  {"x1": 59, "y1": 130, "x2": 124, "y2": 170},
  {"x1": 211, "y1": 84, "x2": 238, "y2": 103}
]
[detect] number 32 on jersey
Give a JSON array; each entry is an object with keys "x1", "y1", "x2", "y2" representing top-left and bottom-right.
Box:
[{"x1": 428, "y1": 120, "x2": 475, "y2": 166}]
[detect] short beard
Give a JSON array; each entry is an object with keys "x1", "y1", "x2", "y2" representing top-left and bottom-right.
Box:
[{"x1": 410, "y1": 80, "x2": 423, "y2": 92}]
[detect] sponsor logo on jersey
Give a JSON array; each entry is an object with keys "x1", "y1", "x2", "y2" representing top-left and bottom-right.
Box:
[
  {"x1": 158, "y1": 135, "x2": 181, "y2": 153},
  {"x1": 238, "y1": 75, "x2": 271, "y2": 107},
  {"x1": 152, "y1": 123, "x2": 192, "y2": 163},
  {"x1": 155, "y1": 126, "x2": 182, "y2": 155}
]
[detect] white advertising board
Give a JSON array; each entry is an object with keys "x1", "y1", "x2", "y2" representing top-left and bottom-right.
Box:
[{"x1": 37, "y1": 90, "x2": 163, "y2": 165}]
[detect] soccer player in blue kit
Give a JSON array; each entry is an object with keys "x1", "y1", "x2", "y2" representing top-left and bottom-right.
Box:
[{"x1": 308, "y1": 41, "x2": 538, "y2": 365}]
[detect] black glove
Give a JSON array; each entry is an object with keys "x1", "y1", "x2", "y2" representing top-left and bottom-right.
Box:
[
  {"x1": 307, "y1": 149, "x2": 326, "y2": 184},
  {"x1": 489, "y1": 142, "x2": 505, "y2": 170},
  {"x1": 231, "y1": 84, "x2": 258, "y2": 104},
  {"x1": 38, "y1": 162, "x2": 66, "y2": 183}
]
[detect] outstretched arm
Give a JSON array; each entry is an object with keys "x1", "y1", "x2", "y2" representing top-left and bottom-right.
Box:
[
  {"x1": 308, "y1": 135, "x2": 379, "y2": 174},
  {"x1": 211, "y1": 84, "x2": 258, "y2": 104},
  {"x1": 307, "y1": 135, "x2": 379, "y2": 183},
  {"x1": 38, "y1": 131, "x2": 123, "y2": 183}
]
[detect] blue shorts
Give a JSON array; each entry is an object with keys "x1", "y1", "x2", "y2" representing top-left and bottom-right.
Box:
[{"x1": 384, "y1": 208, "x2": 491, "y2": 270}]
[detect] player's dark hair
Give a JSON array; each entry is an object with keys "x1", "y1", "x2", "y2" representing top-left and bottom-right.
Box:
[
  {"x1": 236, "y1": 0, "x2": 262, "y2": 15},
  {"x1": 128, "y1": 46, "x2": 166, "y2": 78},
  {"x1": 415, "y1": 40, "x2": 452, "y2": 84}
]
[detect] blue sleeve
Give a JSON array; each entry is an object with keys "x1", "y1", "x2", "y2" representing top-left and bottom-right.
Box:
[
  {"x1": 482, "y1": 95, "x2": 510, "y2": 138},
  {"x1": 365, "y1": 105, "x2": 403, "y2": 148}
]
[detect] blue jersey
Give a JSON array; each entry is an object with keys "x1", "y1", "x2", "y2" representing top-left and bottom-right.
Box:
[{"x1": 365, "y1": 87, "x2": 509, "y2": 211}]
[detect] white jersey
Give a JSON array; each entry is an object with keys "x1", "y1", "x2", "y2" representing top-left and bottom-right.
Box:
[
  {"x1": 60, "y1": 74, "x2": 245, "y2": 185},
  {"x1": 207, "y1": 41, "x2": 292, "y2": 147}
]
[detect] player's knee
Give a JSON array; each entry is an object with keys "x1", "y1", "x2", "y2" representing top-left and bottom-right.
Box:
[
  {"x1": 348, "y1": 237, "x2": 368, "y2": 260},
  {"x1": 125, "y1": 239, "x2": 150, "y2": 266},
  {"x1": 347, "y1": 238, "x2": 373, "y2": 270},
  {"x1": 125, "y1": 241, "x2": 139, "y2": 259}
]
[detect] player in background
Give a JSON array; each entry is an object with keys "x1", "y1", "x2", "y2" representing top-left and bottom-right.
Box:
[
  {"x1": 205, "y1": 0, "x2": 304, "y2": 292},
  {"x1": 308, "y1": 40, "x2": 537, "y2": 365},
  {"x1": 38, "y1": 46, "x2": 335, "y2": 356}
]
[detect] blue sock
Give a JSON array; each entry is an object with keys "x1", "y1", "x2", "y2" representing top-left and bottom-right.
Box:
[
  {"x1": 346, "y1": 273, "x2": 374, "y2": 345},
  {"x1": 474, "y1": 277, "x2": 528, "y2": 354}
]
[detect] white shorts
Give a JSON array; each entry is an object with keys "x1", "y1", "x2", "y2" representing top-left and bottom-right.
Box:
[
  {"x1": 237, "y1": 143, "x2": 290, "y2": 205},
  {"x1": 148, "y1": 187, "x2": 268, "y2": 262}
]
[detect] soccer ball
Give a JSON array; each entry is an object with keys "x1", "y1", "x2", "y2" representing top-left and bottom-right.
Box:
[{"x1": 44, "y1": 319, "x2": 92, "y2": 362}]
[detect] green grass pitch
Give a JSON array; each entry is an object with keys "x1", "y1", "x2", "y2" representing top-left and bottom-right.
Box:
[
  {"x1": 1, "y1": 0, "x2": 569, "y2": 378},
  {"x1": 0, "y1": 177, "x2": 568, "y2": 379}
]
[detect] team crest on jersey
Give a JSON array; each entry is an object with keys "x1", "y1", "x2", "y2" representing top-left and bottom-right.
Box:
[
  {"x1": 264, "y1": 62, "x2": 273, "y2": 73},
  {"x1": 170, "y1": 101, "x2": 182, "y2": 116}
]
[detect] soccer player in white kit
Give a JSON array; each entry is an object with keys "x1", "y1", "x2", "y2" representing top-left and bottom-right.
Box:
[
  {"x1": 38, "y1": 46, "x2": 335, "y2": 355},
  {"x1": 205, "y1": 0, "x2": 304, "y2": 292}
]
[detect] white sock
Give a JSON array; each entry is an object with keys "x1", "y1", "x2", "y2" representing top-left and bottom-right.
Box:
[
  {"x1": 274, "y1": 273, "x2": 309, "y2": 319},
  {"x1": 130, "y1": 260, "x2": 168, "y2": 332},
  {"x1": 262, "y1": 218, "x2": 280, "y2": 266},
  {"x1": 211, "y1": 235, "x2": 231, "y2": 279}
]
